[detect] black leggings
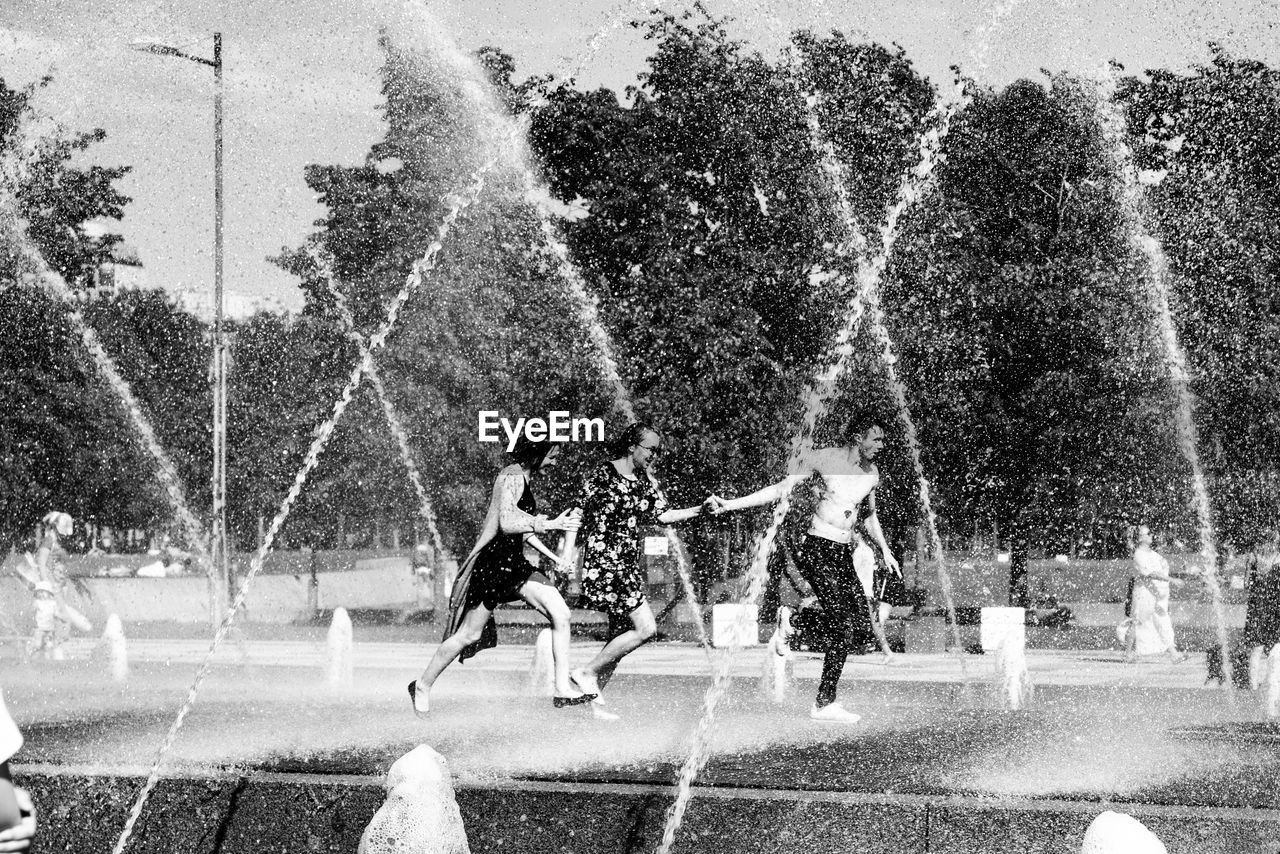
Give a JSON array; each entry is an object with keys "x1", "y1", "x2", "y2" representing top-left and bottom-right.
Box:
[{"x1": 793, "y1": 534, "x2": 874, "y2": 707}]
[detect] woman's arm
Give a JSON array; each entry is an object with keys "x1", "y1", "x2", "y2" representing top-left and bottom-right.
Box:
[
  {"x1": 495, "y1": 469, "x2": 547, "y2": 534},
  {"x1": 524, "y1": 534, "x2": 564, "y2": 566},
  {"x1": 656, "y1": 504, "x2": 703, "y2": 525}
]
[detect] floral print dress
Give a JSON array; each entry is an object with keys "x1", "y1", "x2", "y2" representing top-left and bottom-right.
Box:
[{"x1": 578, "y1": 462, "x2": 668, "y2": 617}]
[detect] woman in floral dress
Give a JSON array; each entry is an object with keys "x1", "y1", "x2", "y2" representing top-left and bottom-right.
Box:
[{"x1": 570, "y1": 424, "x2": 707, "y2": 713}]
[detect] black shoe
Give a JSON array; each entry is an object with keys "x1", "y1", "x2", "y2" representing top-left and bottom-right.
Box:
[{"x1": 553, "y1": 693, "x2": 598, "y2": 708}]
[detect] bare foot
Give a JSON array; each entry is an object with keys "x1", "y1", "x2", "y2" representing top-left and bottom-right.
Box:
[{"x1": 570, "y1": 668, "x2": 602, "y2": 698}]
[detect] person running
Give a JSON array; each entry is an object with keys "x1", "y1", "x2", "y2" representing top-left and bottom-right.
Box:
[
  {"x1": 569, "y1": 424, "x2": 708, "y2": 718},
  {"x1": 710, "y1": 412, "x2": 900, "y2": 723},
  {"x1": 410, "y1": 437, "x2": 589, "y2": 715}
]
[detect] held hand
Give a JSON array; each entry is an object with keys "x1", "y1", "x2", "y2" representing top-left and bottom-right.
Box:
[
  {"x1": 553, "y1": 509, "x2": 582, "y2": 532},
  {"x1": 1171, "y1": 577, "x2": 1186, "y2": 588},
  {"x1": 704, "y1": 495, "x2": 729, "y2": 516},
  {"x1": 0, "y1": 787, "x2": 35, "y2": 854}
]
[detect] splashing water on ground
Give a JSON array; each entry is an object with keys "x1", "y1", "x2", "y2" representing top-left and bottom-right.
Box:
[
  {"x1": 1092, "y1": 68, "x2": 1234, "y2": 697},
  {"x1": 655, "y1": 74, "x2": 974, "y2": 854}
]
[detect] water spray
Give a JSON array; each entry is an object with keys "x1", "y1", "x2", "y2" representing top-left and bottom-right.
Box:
[{"x1": 1092, "y1": 67, "x2": 1234, "y2": 700}]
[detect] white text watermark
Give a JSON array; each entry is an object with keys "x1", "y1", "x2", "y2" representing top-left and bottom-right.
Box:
[{"x1": 478, "y1": 411, "x2": 605, "y2": 451}]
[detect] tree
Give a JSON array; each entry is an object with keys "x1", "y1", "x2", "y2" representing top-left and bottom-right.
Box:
[
  {"x1": 528, "y1": 10, "x2": 938, "y2": 584},
  {"x1": 881, "y1": 73, "x2": 1184, "y2": 602},
  {"x1": 0, "y1": 75, "x2": 131, "y2": 288},
  {"x1": 1119, "y1": 48, "x2": 1280, "y2": 549}
]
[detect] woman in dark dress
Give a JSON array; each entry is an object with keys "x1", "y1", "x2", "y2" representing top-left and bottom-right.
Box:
[
  {"x1": 568, "y1": 424, "x2": 706, "y2": 711},
  {"x1": 409, "y1": 437, "x2": 588, "y2": 714}
]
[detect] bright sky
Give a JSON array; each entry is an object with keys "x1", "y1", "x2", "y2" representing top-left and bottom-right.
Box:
[{"x1": 0, "y1": 0, "x2": 1276, "y2": 315}]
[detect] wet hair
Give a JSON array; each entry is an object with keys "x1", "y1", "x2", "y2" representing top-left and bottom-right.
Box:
[
  {"x1": 509, "y1": 436, "x2": 556, "y2": 469},
  {"x1": 841, "y1": 411, "x2": 885, "y2": 444},
  {"x1": 608, "y1": 422, "x2": 659, "y2": 460}
]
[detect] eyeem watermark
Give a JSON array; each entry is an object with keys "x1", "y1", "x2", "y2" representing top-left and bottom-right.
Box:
[{"x1": 478, "y1": 411, "x2": 605, "y2": 451}]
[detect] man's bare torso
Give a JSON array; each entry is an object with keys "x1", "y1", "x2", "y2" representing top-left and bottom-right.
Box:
[{"x1": 806, "y1": 448, "x2": 879, "y2": 544}]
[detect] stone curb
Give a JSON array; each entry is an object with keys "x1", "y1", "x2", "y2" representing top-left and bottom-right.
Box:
[{"x1": 12, "y1": 764, "x2": 1280, "y2": 853}]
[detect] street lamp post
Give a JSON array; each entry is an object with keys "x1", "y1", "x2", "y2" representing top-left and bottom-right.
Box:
[{"x1": 131, "y1": 34, "x2": 228, "y2": 628}]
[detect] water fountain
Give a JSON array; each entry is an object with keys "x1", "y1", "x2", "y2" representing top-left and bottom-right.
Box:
[
  {"x1": 4, "y1": 3, "x2": 1279, "y2": 854},
  {"x1": 311, "y1": 244, "x2": 450, "y2": 563},
  {"x1": 654, "y1": 63, "x2": 973, "y2": 854},
  {"x1": 1092, "y1": 67, "x2": 1235, "y2": 693},
  {"x1": 795, "y1": 55, "x2": 971, "y2": 665},
  {"x1": 0, "y1": 129, "x2": 212, "y2": 571}
]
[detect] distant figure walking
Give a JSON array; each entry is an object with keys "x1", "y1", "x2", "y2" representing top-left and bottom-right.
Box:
[
  {"x1": 409, "y1": 437, "x2": 589, "y2": 715},
  {"x1": 1129, "y1": 526, "x2": 1186, "y2": 662}
]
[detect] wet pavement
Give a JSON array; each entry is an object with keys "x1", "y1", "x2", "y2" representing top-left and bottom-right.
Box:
[{"x1": 4, "y1": 632, "x2": 1277, "y2": 814}]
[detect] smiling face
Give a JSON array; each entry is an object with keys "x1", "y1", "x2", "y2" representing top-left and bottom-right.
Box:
[{"x1": 630, "y1": 430, "x2": 663, "y2": 472}]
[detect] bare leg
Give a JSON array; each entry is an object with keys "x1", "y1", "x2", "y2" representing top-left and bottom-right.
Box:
[
  {"x1": 574, "y1": 603, "x2": 657, "y2": 695},
  {"x1": 865, "y1": 597, "x2": 894, "y2": 662},
  {"x1": 520, "y1": 580, "x2": 581, "y2": 696},
  {"x1": 416, "y1": 604, "x2": 494, "y2": 695}
]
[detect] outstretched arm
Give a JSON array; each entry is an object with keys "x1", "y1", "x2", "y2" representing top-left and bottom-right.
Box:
[
  {"x1": 715, "y1": 474, "x2": 808, "y2": 513},
  {"x1": 656, "y1": 504, "x2": 704, "y2": 524}
]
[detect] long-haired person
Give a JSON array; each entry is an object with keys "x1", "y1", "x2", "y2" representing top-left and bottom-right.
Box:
[{"x1": 409, "y1": 437, "x2": 589, "y2": 714}]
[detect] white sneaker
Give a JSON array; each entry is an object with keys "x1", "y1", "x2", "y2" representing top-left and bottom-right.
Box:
[{"x1": 809, "y1": 701, "x2": 861, "y2": 723}]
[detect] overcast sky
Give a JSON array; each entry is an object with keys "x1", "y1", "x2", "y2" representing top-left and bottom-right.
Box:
[{"x1": 1, "y1": 0, "x2": 1276, "y2": 315}]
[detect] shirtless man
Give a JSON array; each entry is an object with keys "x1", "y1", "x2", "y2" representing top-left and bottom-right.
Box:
[{"x1": 711, "y1": 413, "x2": 900, "y2": 723}]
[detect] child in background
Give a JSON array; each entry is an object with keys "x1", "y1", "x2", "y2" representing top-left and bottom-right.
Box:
[{"x1": 26, "y1": 582, "x2": 66, "y2": 661}]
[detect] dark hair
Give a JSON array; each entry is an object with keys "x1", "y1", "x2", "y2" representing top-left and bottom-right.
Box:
[
  {"x1": 841, "y1": 410, "x2": 885, "y2": 444},
  {"x1": 608, "y1": 422, "x2": 659, "y2": 459},
  {"x1": 509, "y1": 436, "x2": 556, "y2": 469}
]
